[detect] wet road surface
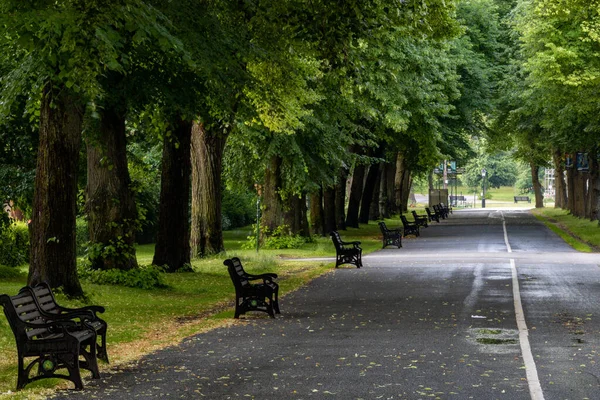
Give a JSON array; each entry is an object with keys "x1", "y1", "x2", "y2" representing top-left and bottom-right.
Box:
[{"x1": 51, "y1": 209, "x2": 600, "y2": 399}]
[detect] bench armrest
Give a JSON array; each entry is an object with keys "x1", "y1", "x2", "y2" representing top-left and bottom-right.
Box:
[
  {"x1": 245, "y1": 272, "x2": 278, "y2": 281},
  {"x1": 56, "y1": 304, "x2": 105, "y2": 315}
]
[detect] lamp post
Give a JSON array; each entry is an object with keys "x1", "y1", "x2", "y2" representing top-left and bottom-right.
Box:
[{"x1": 481, "y1": 169, "x2": 487, "y2": 208}]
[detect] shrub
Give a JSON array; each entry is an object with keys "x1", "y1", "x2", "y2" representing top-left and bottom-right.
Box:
[
  {"x1": 0, "y1": 220, "x2": 30, "y2": 267},
  {"x1": 75, "y1": 217, "x2": 89, "y2": 256},
  {"x1": 0, "y1": 265, "x2": 26, "y2": 279},
  {"x1": 243, "y1": 225, "x2": 310, "y2": 250},
  {"x1": 77, "y1": 263, "x2": 166, "y2": 289}
]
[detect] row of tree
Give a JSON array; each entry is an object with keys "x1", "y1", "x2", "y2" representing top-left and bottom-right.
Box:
[
  {"x1": 490, "y1": 0, "x2": 600, "y2": 216},
  {"x1": 5, "y1": 0, "x2": 596, "y2": 297}
]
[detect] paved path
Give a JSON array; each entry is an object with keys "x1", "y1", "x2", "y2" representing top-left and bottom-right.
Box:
[{"x1": 52, "y1": 209, "x2": 600, "y2": 399}]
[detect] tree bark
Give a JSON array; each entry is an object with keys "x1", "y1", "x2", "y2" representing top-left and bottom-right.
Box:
[
  {"x1": 283, "y1": 193, "x2": 309, "y2": 236},
  {"x1": 346, "y1": 162, "x2": 366, "y2": 228},
  {"x1": 335, "y1": 167, "x2": 348, "y2": 230},
  {"x1": 385, "y1": 161, "x2": 397, "y2": 216},
  {"x1": 553, "y1": 149, "x2": 567, "y2": 209},
  {"x1": 566, "y1": 162, "x2": 575, "y2": 213},
  {"x1": 323, "y1": 186, "x2": 337, "y2": 234},
  {"x1": 190, "y1": 122, "x2": 227, "y2": 257},
  {"x1": 309, "y1": 188, "x2": 324, "y2": 236},
  {"x1": 530, "y1": 162, "x2": 544, "y2": 208},
  {"x1": 395, "y1": 153, "x2": 411, "y2": 213},
  {"x1": 589, "y1": 151, "x2": 599, "y2": 222},
  {"x1": 370, "y1": 163, "x2": 383, "y2": 220},
  {"x1": 28, "y1": 85, "x2": 83, "y2": 297},
  {"x1": 86, "y1": 106, "x2": 138, "y2": 271},
  {"x1": 359, "y1": 163, "x2": 379, "y2": 223},
  {"x1": 153, "y1": 119, "x2": 192, "y2": 271},
  {"x1": 261, "y1": 155, "x2": 283, "y2": 234}
]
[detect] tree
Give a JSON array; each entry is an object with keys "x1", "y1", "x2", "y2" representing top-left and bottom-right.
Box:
[{"x1": 0, "y1": 1, "x2": 181, "y2": 294}]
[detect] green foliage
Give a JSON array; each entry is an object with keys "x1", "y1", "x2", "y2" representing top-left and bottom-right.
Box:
[
  {"x1": 0, "y1": 221, "x2": 29, "y2": 268},
  {"x1": 77, "y1": 263, "x2": 165, "y2": 290},
  {"x1": 262, "y1": 225, "x2": 312, "y2": 250},
  {"x1": 222, "y1": 189, "x2": 256, "y2": 231},
  {"x1": 0, "y1": 265, "x2": 25, "y2": 279}
]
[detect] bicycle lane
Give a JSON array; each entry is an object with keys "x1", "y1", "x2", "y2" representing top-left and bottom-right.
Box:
[{"x1": 505, "y1": 210, "x2": 600, "y2": 399}]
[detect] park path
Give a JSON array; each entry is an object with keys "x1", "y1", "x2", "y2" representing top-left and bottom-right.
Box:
[{"x1": 51, "y1": 209, "x2": 600, "y2": 399}]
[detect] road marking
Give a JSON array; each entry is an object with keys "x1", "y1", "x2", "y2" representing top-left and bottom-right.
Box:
[{"x1": 502, "y1": 212, "x2": 545, "y2": 400}]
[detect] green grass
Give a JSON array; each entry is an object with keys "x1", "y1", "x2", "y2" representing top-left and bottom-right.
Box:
[{"x1": 531, "y1": 208, "x2": 600, "y2": 252}]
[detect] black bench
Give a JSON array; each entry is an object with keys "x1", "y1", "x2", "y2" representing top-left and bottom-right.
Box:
[
  {"x1": 433, "y1": 204, "x2": 448, "y2": 219},
  {"x1": 224, "y1": 257, "x2": 280, "y2": 318},
  {"x1": 400, "y1": 215, "x2": 420, "y2": 237},
  {"x1": 449, "y1": 195, "x2": 467, "y2": 206},
  {"x1": 378, "y1": 221, "x2": 402, "y2": 248},
  {"x1": 411, "y1": 210, "x2": 428, "y2": 228},
  {"x1": 22, "y1": 282, "x2": 109, "y2": 363},
  {"x1": 425, "y1": 207, "x2": 440, "y2": 223},
  {"x1": 330, "y1": 231, "x2": 362, "y2": 268},
  {"x1": 0, "y1": 289, "x2": 100, "y2": 390},
  {"x1": 514, "y1": 196, "x2": 531, "y2": 203},
  {"x1": 440, "y1": 202, "x2": 452, "y2": 215}
]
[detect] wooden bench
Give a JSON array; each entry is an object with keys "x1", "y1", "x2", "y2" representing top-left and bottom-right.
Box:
[
  {"x1": 400, "y1": 215, "x2": 420, "y2": 237},
  {"x1": 440, "y1": 202, "x2": 452, "y2": 215},
  {"x1": 22, "y1": 282, "x2": 109, "y2": 363},
  {"x1": 0, "y1": 289, "x2": 100, "y2": 390},
  {"x1": 433, "y1": 204, "x2": 448, "y2": 219},
  {"x1": 514, "y1": 196, "x2": 531, "y2": 203},
  {"x1": 224, "y1": 257, "x2": 280, "y2": 318},
  {"x1": 425, "y1": 207, "x2": 440, "y2": 223},
  {"x1": 411, "y1": 210, "x2": 428, "y2": 228},
  {"x1": 378, "y1": 221, "x2": 402, "y2": 248},
  {"x1": 330, "y1": 231, "x2": 362, "y2": 268}
]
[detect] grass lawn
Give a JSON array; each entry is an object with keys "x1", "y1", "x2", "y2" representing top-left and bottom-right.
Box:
[{"x1": 531, "y1": 207, "x2": 600, "y2": 252}]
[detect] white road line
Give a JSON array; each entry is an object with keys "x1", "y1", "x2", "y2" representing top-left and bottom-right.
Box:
[{"x1": 502, "y1": 212, "x2": 545, "y2": 400}]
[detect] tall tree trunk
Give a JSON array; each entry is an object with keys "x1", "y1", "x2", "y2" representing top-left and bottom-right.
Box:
[
  {"x1": 309, "y1": 188, "x2": 324, "y2": 236},
  {"x1": 283, "y1": 193, "x2": 310, "y2": 236},
  {"x1": 395, "y1": 153, "x2": 411, "y2": 213},
  {"x1": 87, "y1": 106, "x2": 138, "y2": 271},
  {"x1": 153, "y1": 119, "x2": 192, "y2": 271},
  {"x1": 566, "y1": 162, "x2": 575, "y2": 213},
  {"x1": 359, "y1": 163, "x2": 379, "y2": 223},
  {"x1": 346, "y1": 161, "x2": 366, "y2": 228},
  {"x1": 591, "y1": 150, "x2": 600, "y2": 223},
  {"x1": 573, "y1": 170, "x2": 587, "y2": 218},
  {"x1": 190, "y1": 122, "x2": 227, "y2": 257},
  {"x1": 530, "y1": 162, "x2": 544, "y2": 208},
  {"x1": 371, "y1": 163, "x2": 384, "y2": 220},
  {"x1": 335, "y1": 167, "x2": 348, "y2": 230},
  {"x1": 553, "y1": 148, "x2": 567, "y2": 209},
  {"x1": 323, "y1": 186, "x2": 337, "y2": 233},
  {"x1": 28, "y1": 85, "x2": 83, "y2": 296},
  {"x1": 261, "y1": 155, "x2": 283, "y2": 233},
  {"x1": 385, "y1": 162, "x2": 396, "y2": 216},
  {"x1": 401, "y1": 172, "x2": 412, "y2": 211}
]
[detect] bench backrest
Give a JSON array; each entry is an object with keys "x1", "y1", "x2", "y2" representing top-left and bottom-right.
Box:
[
  {"x1": 330, "y1": 231, "x2": 344, "y2": 251},
  {"x1": 378, "y1": 221, "x2": 388, "y2": 233},
  {"x1": 0, "y1": 291, "x2": 52, "y2": 343},
  {"x1": 400, "y1": 215, "x2": 410, "y2": 225},
  {"x1": 26, "y1": 282, "x2": 61, "y2": 315},
  {"x1": 224, "y1": 258, "x2": 256, "y2": 292}
]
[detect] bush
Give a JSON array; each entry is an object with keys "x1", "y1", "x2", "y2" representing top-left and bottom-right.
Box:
[
  {"x1": 77, "y1": 263, "x2": 166, "y2": 289},
  {"x1": 0, "y1": 265, "x2": 26, "y2": 279},
  {"x1": 0, "y1": 220, "x2": 30, "y2": 267},
  {"x1": 76, "y1": 217, "x2": 89, "y2": 256},
  {"x1": 222, "y1": 189, "x2": 256, "y2": 230},
  {"x1": 243, "y1": 225, "x2": 311, "y2": 250}
]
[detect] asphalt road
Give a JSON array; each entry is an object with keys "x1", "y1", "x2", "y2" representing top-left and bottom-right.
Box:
[{"x1": 51, "y1": 209, "x2": 600, "y2": 400}]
